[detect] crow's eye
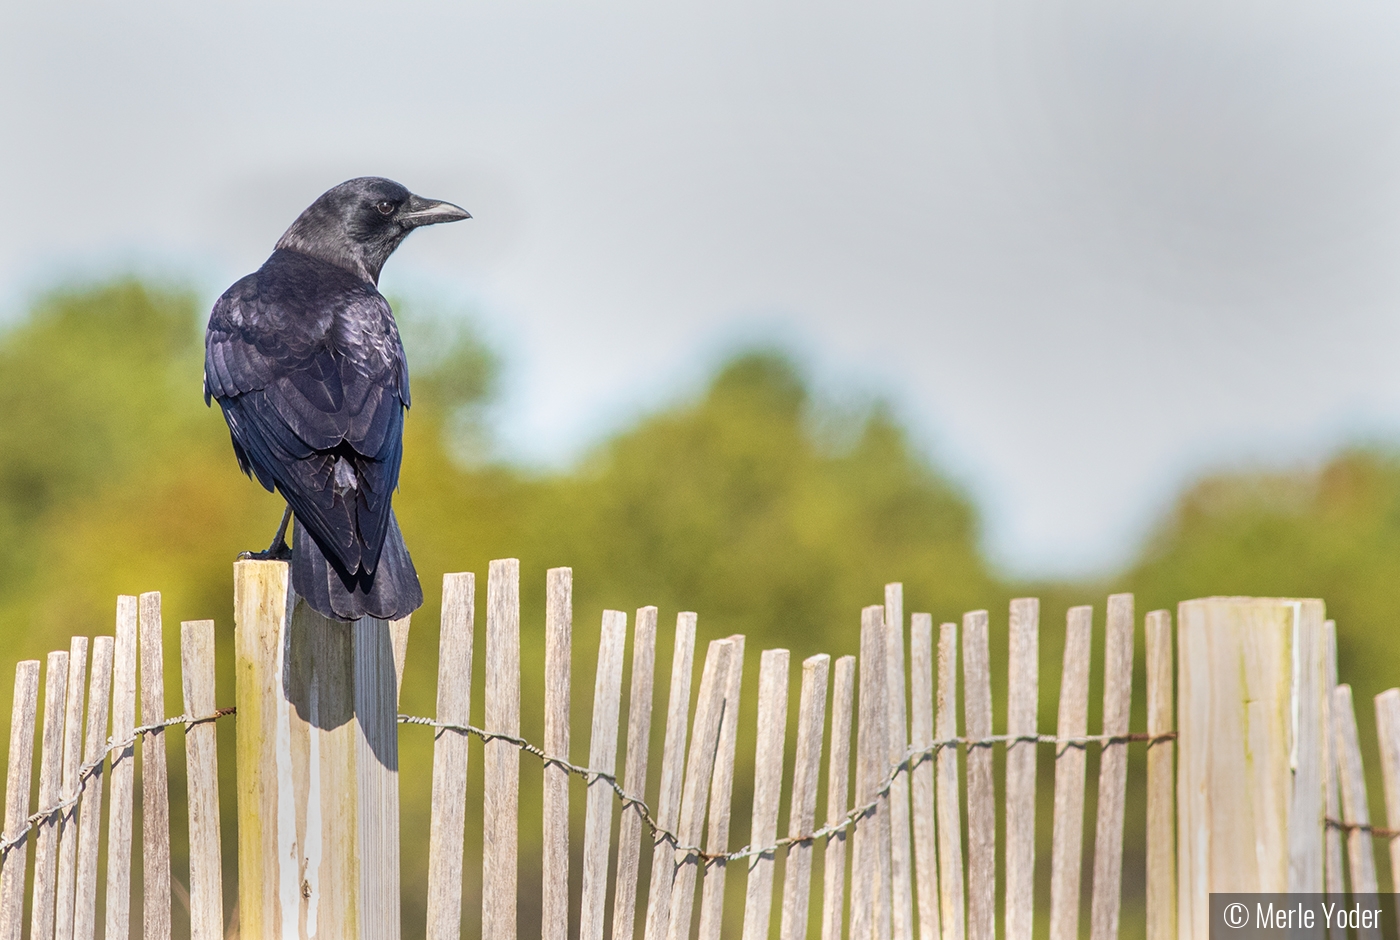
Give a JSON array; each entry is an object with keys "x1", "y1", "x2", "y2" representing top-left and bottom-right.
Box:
[{"x1": 376, "y1": 200, "x2": 395, "y2": 216}]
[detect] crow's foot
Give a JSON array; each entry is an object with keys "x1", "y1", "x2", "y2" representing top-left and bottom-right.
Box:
[
  {"x1": 238, "y1": 544, "x2": 292, "y2": 561},
  {"x1": 238, "y1": 506, "x2": 295, "y2": 561}
]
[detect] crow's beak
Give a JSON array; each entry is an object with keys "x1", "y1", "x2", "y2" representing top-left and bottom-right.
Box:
[{"x1": 400, "y1": 193, "x2": 472, "y2": 227}]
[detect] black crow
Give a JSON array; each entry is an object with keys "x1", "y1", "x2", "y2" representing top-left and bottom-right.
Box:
[{"x1": 204, "y1": 177, "x2": 470, "y2": 621}]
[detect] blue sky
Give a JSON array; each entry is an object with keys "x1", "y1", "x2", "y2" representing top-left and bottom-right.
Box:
[{"x1": 5, "y1": 2, "x2": 1400, "y2": 577}]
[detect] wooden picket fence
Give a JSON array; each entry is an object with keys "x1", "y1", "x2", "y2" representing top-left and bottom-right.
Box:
[{"x1": 0, "y1": 562, "x2": 1397, "y2": 939}]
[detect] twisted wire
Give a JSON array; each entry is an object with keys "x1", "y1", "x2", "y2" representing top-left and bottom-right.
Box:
[{"x1": 0, "y1": 708, "x2": 234, "y2": 857}]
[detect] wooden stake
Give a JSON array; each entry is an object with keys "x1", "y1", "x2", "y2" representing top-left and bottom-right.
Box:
[
  {"x1": 1144, "y1": 611, "x2": 1175, "y2": 940},
  {"x1": 0, "y1": 660, "x2": 39, "y2": 940},
  {"x1": 106, "y1": 596, "x2": 138, "y2": 940},
  {"x1": 1004, "y1": 600, "x2": 1038, "y2": 940},
  {"x1": 665, "y1": 638, "x2": 735, "y2": 940},
  {"x1": 741, "y1": 649, "x2": 790, "y2": 940},
  {"x1": 1333, "y1": 684, "x2": 1378, "y2": 894},
  {"x1": 853, "y1": 607, "x2": 890, "y2": 940},
  {"x1": 72, "y1": 636, "x2": 113, "y2": 940},
  {"x1": 611, "y1": 606, "x2": 658, "y2": 940},
  {"x1": 543, "y1": 569, "x2": 572, "y2": 940},
  {"x1": 642, "y1": 613, "x2": 697, "y2": 940},
  {"x1": 580, "y1": 611, "x2": 627, "y2": 940},
  {"x1": 427, "y1": 573, "x2": 475, "y2": 940},
  {"x1": 482, "y1": 559, "x2": 521, "y2": 940},
  {"x1": 779, "y1": 653, "x2": 829, "y2": 940},
  {"x1": 30, "y1": 650, "x2": 70, "y2": 940},
  {"x1": 1373, "y1": 689, "x2": 1400, "y2": 893},
  {"x1": 885, "y1": 585, "x2": 914, "y2": 940},
  {"x1": 53, "y1": 636, "x2": 89, "y2": 940},
  {"x1": 233, "y1": 559, "x2": 406, "y2": 940},
  {"x1": 1324, "y1": 621, "x2": 1346, "y2": 906},
  {"x1": 821, "y1": 656, "x2": 856, "y2": 940},
  {"x1": 935, "y1": 622, "x2": 964, "y2": 940},
  {"x1": 1175, "y1": 597, "x2": 1327, "y2": 937},
  {"x1": 1048, "y1": 605, "x2": 1092, "y2": 940},
  {"x1": 181, "y1": 621, "x2": 223, "y2": 940},
  {"x1": 1090, "y1": 594, "x2": 1134, "y2": 940},
  {"x1": 140, "y1": 592, "x2": 172, "y2": 940},
  {"x1": 909, "y1": 616, "x2": 940, "y2": 940},
  {"x1": 697, "y1": 635, "x2": 745, "y2": 940},
  {"x1": 962, "y1": 611, "x2": 994, "y2": 940}
]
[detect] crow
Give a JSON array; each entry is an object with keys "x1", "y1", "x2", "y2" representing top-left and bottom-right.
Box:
[{"x1": 204, "y1": 177, "x2": 470, "y2": 622}]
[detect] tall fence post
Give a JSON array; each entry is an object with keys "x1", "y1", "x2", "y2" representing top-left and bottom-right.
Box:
[
  {"x1": 1176, "y1": 597, "x2": 1326, "y2": 938},
  {"x1": 233, "y1": 559, "x2": 408, "y2": 940}
]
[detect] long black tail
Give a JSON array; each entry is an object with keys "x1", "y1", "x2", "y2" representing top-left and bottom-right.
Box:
[{"x1": 292, "y1": 510, "x2": 424, "y2": 622}]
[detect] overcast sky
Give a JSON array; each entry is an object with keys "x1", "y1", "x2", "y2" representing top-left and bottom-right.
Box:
[{"x1": 5, "y1": 2, "x2": 1400, "y2": 577}]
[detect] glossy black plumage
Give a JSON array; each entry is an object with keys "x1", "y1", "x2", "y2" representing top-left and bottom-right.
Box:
[{"x1": 204, "y1": 177, "x2": 469, "y2": 621}]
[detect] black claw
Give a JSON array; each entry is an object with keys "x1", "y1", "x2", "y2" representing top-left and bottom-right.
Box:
[{"x1": 238, "y1": 544, "x2": 292, "y2": 561}]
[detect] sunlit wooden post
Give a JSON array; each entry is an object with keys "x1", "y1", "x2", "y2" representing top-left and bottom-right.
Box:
[
  {"x1": 1176, "y1": 597, "x2": 1326, "y2": 939},
  {"x1": 233, "y1": 559, "x2": 409, "y2": 940}
]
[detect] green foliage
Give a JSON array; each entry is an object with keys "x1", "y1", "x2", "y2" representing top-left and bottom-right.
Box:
[{"x1": 521, "y1": 350, "x2": 992, "y2": 660}]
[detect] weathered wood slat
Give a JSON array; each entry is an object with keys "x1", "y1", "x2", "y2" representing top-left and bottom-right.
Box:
[
  {"x1": 0, "y1": 659, "x2": 39, "y2": 940},
  {"x1": 642, "y1": 612, "x2": 697, "y2": 940},
  {"x1": 353, "y1": 608, "x2": 409, "y2": 940},
  {"x1": 935, "y1": 621, "x2": 965, "y2": 940},
  {"x1": 1004, "y1": 599, "x2": 1038, "y2": 940},
  {"x1": 697, "y1": 635, "x2": 745, "y2": 940},
  {"x1": 908, "y1": 615, "x2": 939, "y2": 940},
  {"x1": 427, "y1": 572, "x2": 475, "y2": 940},
  {"x1": 1373, "y1": 688, "x2": 1400, "y2": 891},
  {"x1": 1288, "y1": 602, "x2": 1328, "y2": 895},
  {"x1": 30, "y1": 651, "x2": 70, "y2": 940},
  {"x1": 1049, "y1": 605, "x2": 1093, "y2": 940},
  {"x1": 580, "y1": 611, "x2": 628, "y2": 940},
  {"x1": 611, "y1": 606, "x2": 658, "y2": 940},
  {"x1": 139, "y1": 592, "x2": 172, "y2": 940},
  {"x1": 1333, "y1": 683, "x2": 1378, "y2": 894},
  {"x1": 821, "y1": 656, "x2": 856, "y2": 940},
  {"x1": 1175, "y1": 600, "x2": 1206, "y2": 936},
  {"x1": 1144, "y1": 611, "x2": 1175, "y2": 940},
  {"x1": 610, "y1": 610, "x2": 658, "y2": 940},
  {"x1": 180, "y1": 621, "x2": 222, "y2": 940},
  {"x1": 962, "y1": 611, "x2": 994, "y2": 940},
  {"x1": 72, "y1": 636, "x2": 113, "y2": 940},
  {"x1": 543, "y1": 568, "x2": 572, "y2": 940},
  {"x1": 853, "y1": 606, "x2": 890, "y2": 940},
  {"x1": 106, "y1": 595, "x2": 139, "y2": 940},
  {"x1": 1324, "y1": 620, "x2": 1345, "y2": 904},
  {"x1": 483, "y1": 559, "x2": 522, "y2": 940},
  {"x1": 779, "y1": 653, "x2": 829, "y2": 940},
  {"x1": 741, "y1": 649, "x2": 790, "y2": 940},
  {"x1": 1090, "y1": 594, "x2": 1134, "y2": 940},
  {"x1": 54, "y1": 636, "x2": 89, "y2": 940},
  {"x1": 665, "y1": 638, "x2": 735, "y2": 940},
  {"x1": 884, "y1": 584, "x2": 914, "y2": 940}
]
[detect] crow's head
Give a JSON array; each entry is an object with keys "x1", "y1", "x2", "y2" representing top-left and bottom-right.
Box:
[{"x1": 275, "y1": 177, "x2": 471, "y2": 284}]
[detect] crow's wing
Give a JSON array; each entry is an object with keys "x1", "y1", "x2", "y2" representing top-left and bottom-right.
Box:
[{"x1": 204, "y1": 252, "x2": 410, "y2": 576}]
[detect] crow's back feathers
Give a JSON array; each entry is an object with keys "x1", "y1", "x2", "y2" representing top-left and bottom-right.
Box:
[{"x1": 206, "y1": 249, "x2": 409, "y2": 583}]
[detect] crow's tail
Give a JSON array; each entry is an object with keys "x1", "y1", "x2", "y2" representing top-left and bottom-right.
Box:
[{"x1": 292, "y1": 510, "x2": 424, "y2": 622}]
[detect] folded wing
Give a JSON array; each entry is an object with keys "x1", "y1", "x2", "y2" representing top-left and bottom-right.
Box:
[{"x1": 204, "y1": 254, "x2": 410, "y2": 578}]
